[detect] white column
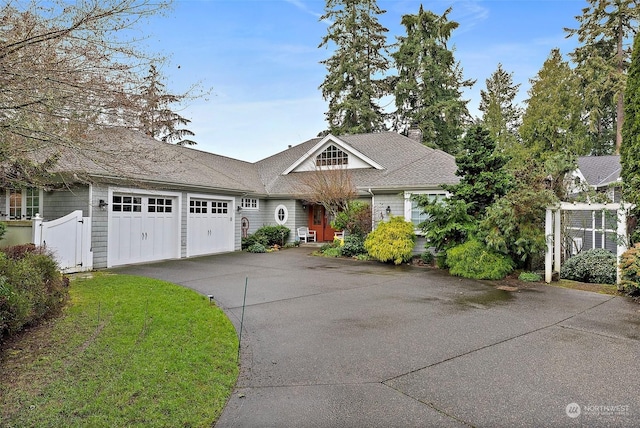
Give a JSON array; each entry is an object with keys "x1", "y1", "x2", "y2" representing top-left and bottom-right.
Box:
[
  {"x1": 32, "y1": 213, "x2": 43, "y2": 246},
  {"x1": 545, "y1": 208, "x2": 553, "y2": 283},
  {"x1": 616, "y1": 207, "x2": 628, "y2": 285},
  {"x1": 554, "y1": 208, "x2": 562, "y2": 274}
]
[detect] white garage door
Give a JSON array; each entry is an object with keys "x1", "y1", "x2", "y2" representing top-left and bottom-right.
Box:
[
  {"x1": 108, "y1": 193, "x2": 180, "y2": 267},
  {"x1": 187, "y1": 197, "x2": 235, "y2": 257}
]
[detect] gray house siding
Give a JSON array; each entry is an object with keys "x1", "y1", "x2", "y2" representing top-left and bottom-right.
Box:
[
  {"x1": 565, "y1": 209, "x2": 619, "y2": 256},
  {"x1": 371, "y1": 193, "x2": 403, "y2": 230},
  {"x1": 91, "y1": 184, "x2": 109, "y2": 269},
  {"x1": 43, "y1": 185, "x2": 91, "y2": 220}
]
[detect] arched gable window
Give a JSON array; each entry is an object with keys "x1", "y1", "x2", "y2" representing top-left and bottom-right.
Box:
[{"x1": 316, "y1": 145, "x2": 348, "y2": 167}]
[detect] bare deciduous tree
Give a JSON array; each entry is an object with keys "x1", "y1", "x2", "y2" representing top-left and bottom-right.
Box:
[
  {"x1": 295, "y1": 166, "x2": 357, "y2": 219},
  {"x1": 0, "y1": 0, "x2": 170, "y2": 187}
]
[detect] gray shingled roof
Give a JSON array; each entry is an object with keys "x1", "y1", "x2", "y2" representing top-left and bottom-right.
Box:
[
  {"x1": 55, "y1": 129, "x2": 265, "y2": 193},
  {"x1": 577, "y1": 155, "x2": 621, "y2": 188},
  {"x1": 255, "y1": 132, "x2": 459, "y2": 195},
  {"x1": 53, "y1": 130, "x2": 457, "y2": 195}
]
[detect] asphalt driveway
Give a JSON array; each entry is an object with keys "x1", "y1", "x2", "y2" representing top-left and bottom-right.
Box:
[{"x1": 116, "y1": 247, "x2": 640, "y2": 427}]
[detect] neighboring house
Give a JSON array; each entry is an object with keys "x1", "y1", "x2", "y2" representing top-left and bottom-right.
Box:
[
  {"x1": 565, "y1": 155, "x2": 623, "y2": 256},
  {"x1": 0, "y1": 130, "x2": 458, "y2": 270},
  {"x1": 569, "y1": 155, "x2": 622, "y2": 202}
]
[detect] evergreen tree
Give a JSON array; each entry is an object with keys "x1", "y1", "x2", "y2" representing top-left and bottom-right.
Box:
[
  {"x1": 565, "y1": 0, "x2": 640, "y2": 154},
  {"x1": 417, "y1": 125, "x2": 513, "y2": 253},
  {"x1": 138, "y1": 65, "x2": 196, "y2": 146},
  {"x1": 318, "y1": 0, "x2": 390, "y2": 135},
  {"x1": 391, "y1": 6, "x2": 474, "y2": 154},
  {"x1": 479, "y1": 63, "x2": 522, "y2": 152},
  {"x1": 444, "y1": 125, "x2": 513, "y2": 217},
  {"x1": 519, "y1": 49, "x2": 588, "y2": 159},
  {"x1": 621, "y1": 31, "x2": 640, "y2": 210}
]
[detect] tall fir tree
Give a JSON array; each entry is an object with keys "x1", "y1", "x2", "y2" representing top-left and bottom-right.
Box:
[
  {"x1": 519, "y1": 49, "x2": 588, "y2": 159},
  {"x1": 621, "y1": 31, "x2": 640, "y2": 209},
  {"x1": 565, "y1": 0, "x2": 640, "y2": 154},
  {"x1": 478, "y1": 63, "x2": 522, "y2": 152},
  {"x1": 444, "y1": 125, "x2": 513, "y2": 217},
  {"x1": 138, "y1": 65, "x2": 196, "y2": 146},
  {"x1": 391, "y1": 6, "x2": 474, "y2": 154},
  {"x1": 318, "y1": 0, "x2": 390, "y2": 135}
]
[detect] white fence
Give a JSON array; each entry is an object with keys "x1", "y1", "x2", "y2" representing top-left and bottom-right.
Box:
[{"x1": 32, "y1": 211, "x2": 93, "y2": 273}]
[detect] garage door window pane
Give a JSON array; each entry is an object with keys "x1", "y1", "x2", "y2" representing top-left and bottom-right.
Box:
[
  {"x1": 150, "y1": 198, "x2": 172, "y2": 213},
  {"x1": 113, "y1": 195, "x2": 142, "y2": 212},
  {"x1": 190, "y1": 200, "x2": 207, "y2": 214},
  {"x1": 215, "y1": 202, "x2": 228, "y2": 214}
]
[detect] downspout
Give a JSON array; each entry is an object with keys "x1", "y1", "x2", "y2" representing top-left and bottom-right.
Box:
[
  {"x1": 88, "y1": 183, "x2": 93, "y2": 219},
  {"x1": 367, "y1": 188, "x2": 375, "y2": 231}
]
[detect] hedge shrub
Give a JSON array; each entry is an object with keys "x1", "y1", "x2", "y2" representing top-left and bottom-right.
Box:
[
  {"x1": 340, "y1": 234, "x2": 367, "y2": 257},
  {"x1": 560, "y1": 248, "x2": 617, "y2": 284},
  {"x1": 364, "y1": 216, "x2": 415, "y2": 265},
  {"x1": 446, "y1": 239, "x2": 514, "y2": 280},
  {"x1": 242, "y1": 225, "x2": 290, "y2": 250},
  {"x1": 619, "y1": 244, "x2": 640, "y2": 295},
  {"x1": 0, "y1": 246, "x2": 68, "y2": 344}
]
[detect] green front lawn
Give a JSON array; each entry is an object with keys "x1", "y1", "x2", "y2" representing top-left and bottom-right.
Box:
[{"x1": 1, "y1": 274, "x2": 238, "y2": 427}]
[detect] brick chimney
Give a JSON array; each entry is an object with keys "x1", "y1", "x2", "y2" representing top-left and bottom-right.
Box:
[{"x1": 407, "y1": 125, "x2": 422, "y2": 143}]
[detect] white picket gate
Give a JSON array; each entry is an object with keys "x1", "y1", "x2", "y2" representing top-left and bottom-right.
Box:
[{"x1": 32, "y1": 211, "x2": 93, "y2": 273}]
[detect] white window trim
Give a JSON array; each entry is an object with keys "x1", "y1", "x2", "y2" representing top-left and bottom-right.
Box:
[
  {"x1": 6, "y1": 188, "x2": 43, "y2": 220},
  {"x1": 274, "y1": 204, "x2": 288, "y2": 225},
  {"x1": 241, "y1": 197, "x2": 259, "y2": 210},
  {"x1": 404, "y1": 191, "x2": 449, "y2": 234}
]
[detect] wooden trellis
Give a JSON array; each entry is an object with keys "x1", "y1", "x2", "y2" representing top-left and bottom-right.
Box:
[{"x1": 545, "y1": 202, "x2": 633, "y2": 284}]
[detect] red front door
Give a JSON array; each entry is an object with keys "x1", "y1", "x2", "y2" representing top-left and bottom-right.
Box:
[{"x1": 309, "y1": 205, "x2": 337, "y2": 242}]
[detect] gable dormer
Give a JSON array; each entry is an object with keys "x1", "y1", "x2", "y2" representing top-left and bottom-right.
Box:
[{"x1": 282, "y1": 134, "x2": 383, "y2": 174}]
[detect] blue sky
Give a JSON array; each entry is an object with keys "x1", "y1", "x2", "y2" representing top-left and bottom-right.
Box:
[{"x1": 146, "y1": 0, "x2": 585, "y2": 162}]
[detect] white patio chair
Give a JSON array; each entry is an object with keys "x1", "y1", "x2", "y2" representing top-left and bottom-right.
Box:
[{"x1": 297, "y1": 227, "x2": 316, "y2": 243}]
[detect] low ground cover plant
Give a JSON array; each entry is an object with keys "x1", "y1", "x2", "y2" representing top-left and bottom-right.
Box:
[
  {"x1": 447, "y1": 239, "x2": 514, "y2": 280},
  {"x1": 560, "y1": 248, "x2": 617, "y2": 284},
  {"x1": 0, "y1": 274, "x2": 238, "y2": 427}
]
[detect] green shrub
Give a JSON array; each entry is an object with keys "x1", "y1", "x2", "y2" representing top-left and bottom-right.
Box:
[
  {"x1": 242, "y1": 233, "x2": 268, "y2": 250},
  {"x1": 447, "y1": 239, "x2": 514, "y2": 280},
  {"x1": 246, "y1": 243, "x2": 267, "y2": 253},
  {"x1": 321, "y1": 247, "x2": 342, "y2": 258},
  {"x1": 242, "y1": 225, "x2": 291, "y2": 249},
  {"x1": 619, "y1": 244, "x2": 640, "y2": 294},
  {"x1": 341, "y1": 234, "x2": 367, "y2": 257},
  {"x1": 364, "y1": 216, "x2": 416, "y2": 265},
  {"x1": 0, "y1": 248, "x2": 68, "y2": 344},
  {"x1": 435, "y1": 252, "x2": 447, "y2": 269},
  {"x1": 518, "y1": 271, "x2": 542, "y2": 282},
  {"x1": 560, "y1": 248, "x2": 617, "y2": 284},
  {"x1": 420, "y1": 251, "x2": 434, "y2": 265},
  {"x1": 254, "y1": 225, "x2": 290, "y2": 246},
  {"x1": 0, "y1": 222, "x2": 6, "y2": 241}
]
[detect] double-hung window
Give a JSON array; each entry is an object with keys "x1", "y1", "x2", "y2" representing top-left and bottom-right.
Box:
[
  {"x1": 7, "y1": 188, "x2": 42, "y2": 220},
  {"x1": 404, "y1": 191, "x2": 447, "y2": 231}
]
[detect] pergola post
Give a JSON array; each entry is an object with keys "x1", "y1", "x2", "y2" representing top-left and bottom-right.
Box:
[
  {"x1": 554, "y1": 208, "x2": 562, "y2": 274},
  {"x1": 617, "y1": 206, "x2": 628, "y2": 285},
  {"x1": 545, "y1": 208, "x2": 553, "y2": 283}
]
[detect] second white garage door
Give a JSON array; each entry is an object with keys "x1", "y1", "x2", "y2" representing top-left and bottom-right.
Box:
[{"x1": 187, "y1": 196, "x2": 235, "y2": 257}]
